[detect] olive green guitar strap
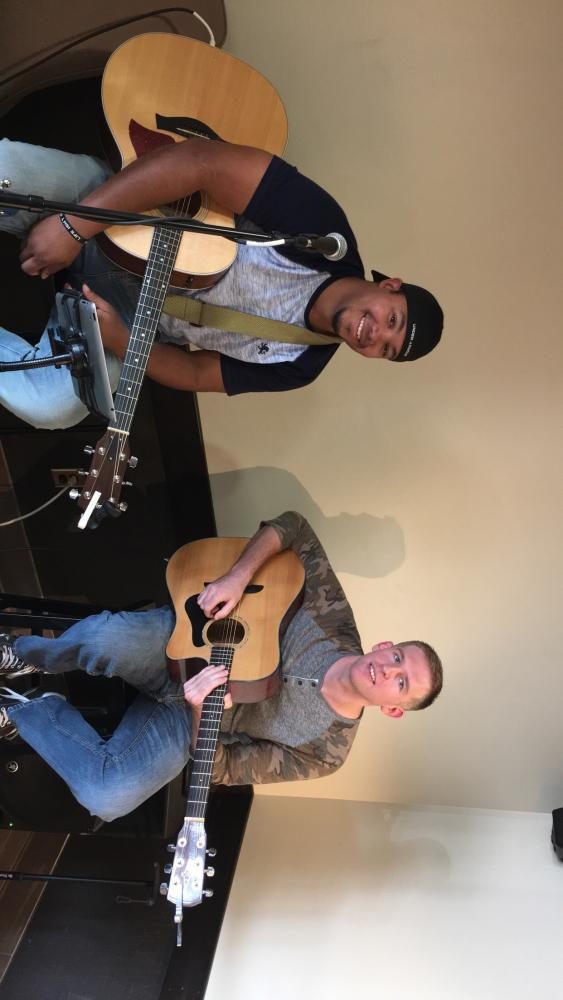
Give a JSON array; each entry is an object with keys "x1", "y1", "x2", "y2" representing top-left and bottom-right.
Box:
[{"x1": 162, "y1": 294, "x2": 337, "y2": 347}]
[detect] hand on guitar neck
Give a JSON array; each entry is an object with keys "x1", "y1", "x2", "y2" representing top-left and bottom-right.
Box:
[
  {"x1": 76, "y1": 283, "x2": 227, "y2": 394},
  {"x1": 183, "y1": 664, "x2": 233, "y2": 752},
  {"x1": 71, "y1": 284, "x2": 129, "y2": 355}
]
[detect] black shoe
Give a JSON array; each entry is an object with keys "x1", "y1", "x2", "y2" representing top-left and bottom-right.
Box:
[
  {"x1": 0, "y1": 634, "x2": 38, "y2": 679},
  {"x1": 0, "y1": 703, "x2": 18, "y2": 740}
]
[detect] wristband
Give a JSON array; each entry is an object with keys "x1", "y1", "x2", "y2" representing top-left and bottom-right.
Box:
[{"x1": 59, "y1": 212, "x2": 87, "y2": 244}]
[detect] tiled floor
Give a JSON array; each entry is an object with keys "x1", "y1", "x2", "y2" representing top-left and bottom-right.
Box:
[{"x1": 0, "y1": 830, "x2": 67, "y2": 980}]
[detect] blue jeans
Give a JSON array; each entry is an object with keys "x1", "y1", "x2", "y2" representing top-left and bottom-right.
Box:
[
  {"x1": 0, "y1": 139, "x2": 141, "y2": 428},
  {"x1": 7, "y1": 607, "x2": 192, "y2": 822}
]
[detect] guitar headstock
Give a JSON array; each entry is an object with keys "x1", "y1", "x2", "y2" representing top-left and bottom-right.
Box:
[
  {"x1": 70, "y1": 429, "x2": 138, "y2": 530},
  {"x1": 165, "y1": 818, "x2": 215, "y2": 944},
  {"x1": 167, "y1": 819, "x2": 209, "y2": 909}
]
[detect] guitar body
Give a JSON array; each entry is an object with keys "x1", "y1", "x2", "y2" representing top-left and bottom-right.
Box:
[
  {"x1": 100, "y1": 32, "x2": 288, "y2": 287},
  {"x1": 166, "y1": 538, "x2": 305, "y2": 702}
]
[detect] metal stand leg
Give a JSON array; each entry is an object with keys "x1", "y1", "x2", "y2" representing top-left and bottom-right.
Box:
[{"x1": 0, "y1": 861, "x2": 161, "y2": 906}]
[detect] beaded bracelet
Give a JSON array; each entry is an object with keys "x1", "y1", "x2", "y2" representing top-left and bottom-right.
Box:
[{"x1": 59, "y1": 212, "x2": 87, "y2": 244}]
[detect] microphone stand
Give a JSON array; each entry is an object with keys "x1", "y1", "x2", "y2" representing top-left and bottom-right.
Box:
[
  {"x1": 0, "y1": 188, "x2": 343, "y2": 253},
  {"x1": 0, "y1": 189, "x2": 283, "y2": 246}
]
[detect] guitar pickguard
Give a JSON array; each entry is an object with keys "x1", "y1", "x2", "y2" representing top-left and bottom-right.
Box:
[
  {"x1": 129, "y1": 119, "x2": 176, "y2": 157},
  {"x1": 184, "y1": 595, "x2": 208, "y2": 648},
  {"x1": 155, "y1": 113, "x2": 223, "y2": 142}
]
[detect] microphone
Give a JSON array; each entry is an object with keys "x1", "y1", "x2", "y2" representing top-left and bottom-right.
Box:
[{"x1": 289, "y1": 232, "x2": 348, "y2": 261}]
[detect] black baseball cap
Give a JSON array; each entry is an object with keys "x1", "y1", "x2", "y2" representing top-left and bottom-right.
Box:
[{"x1": 371, "y1": 269, "x2": 444, "y2": 362}]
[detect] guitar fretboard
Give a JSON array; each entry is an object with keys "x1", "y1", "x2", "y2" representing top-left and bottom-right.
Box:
[
  {"x1": 186, "y1": 644, "x2": 235, "y2": 820},
  {"x1": 112, "y1": 224, "x2": 182, "y2": 433}
]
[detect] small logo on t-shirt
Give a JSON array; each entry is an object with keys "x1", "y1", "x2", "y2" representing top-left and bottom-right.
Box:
[{"x1": 258, "y1": 342, "x2": 270, "y2": 355}]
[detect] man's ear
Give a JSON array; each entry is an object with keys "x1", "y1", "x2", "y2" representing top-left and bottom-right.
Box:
[
  {"x1": 379, "y1": 277, "x2": 403, "y2": 293},
  {"x1": 380, "y1": 705, "x2": 404, "y2": 720}
]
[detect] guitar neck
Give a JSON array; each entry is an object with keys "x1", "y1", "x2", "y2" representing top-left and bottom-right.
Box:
[
  {"x1": 186, "y1": 645, "x2": 234, "y2": 820},
  {"x1": 111, "y1": 224, "x2": 182, "y2": 433}
]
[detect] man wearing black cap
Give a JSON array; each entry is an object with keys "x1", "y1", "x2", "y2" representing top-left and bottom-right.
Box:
[{"x1": 0, "y1": 137, "x2": 444, "y2": 427}]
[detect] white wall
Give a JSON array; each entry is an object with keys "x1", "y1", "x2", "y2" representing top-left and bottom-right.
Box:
[
  {"x1": 206, "y1": 797, "x2": 563, "y2": 1000},
  {"x1": 197, "y1": 0, "x2": 563, "y2": 811}
]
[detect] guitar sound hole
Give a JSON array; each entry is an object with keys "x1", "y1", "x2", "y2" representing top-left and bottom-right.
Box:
[
  {"x1": 161, "y1": 192, "x2": 202, "y2": 219},
  {"x1": 206, "y1": 618, "x2": 246, "y2": 646}
]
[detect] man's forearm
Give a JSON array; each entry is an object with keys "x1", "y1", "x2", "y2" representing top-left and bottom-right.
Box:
[
  {"x1": 105, "y1": 324, "x2": 225, "y2": 393},
  {"x1": 227, "y1": 525, "x2": 284, "y2": 588},
  {"x1": 66, "y1": 138, "x2": 272, "y2": 241},
  {"x1": 212, "y1": 722, "x2": 358, "y2": 785}
]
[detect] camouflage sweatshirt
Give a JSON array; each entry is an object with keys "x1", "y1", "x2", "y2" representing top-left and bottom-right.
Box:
[{"x1": 213, "y1": 511, "x2": 363, "y2": 785}]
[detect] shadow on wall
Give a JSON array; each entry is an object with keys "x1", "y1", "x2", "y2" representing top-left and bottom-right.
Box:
[{"x1": 208, "y1": 465, "x2": 405, "y2": 579}]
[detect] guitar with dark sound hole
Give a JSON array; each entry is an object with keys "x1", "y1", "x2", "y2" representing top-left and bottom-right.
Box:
[
  {"x1": 73, "y1": 33, "x2": 287, "y2": 528},
  {"x1": 162, "y1": 536, "x2": 304, "y2": 944}
]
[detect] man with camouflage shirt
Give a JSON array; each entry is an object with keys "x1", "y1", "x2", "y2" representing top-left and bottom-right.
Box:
[{"x1": 0, "y1": 512, "x2": 442, "y2": 821}]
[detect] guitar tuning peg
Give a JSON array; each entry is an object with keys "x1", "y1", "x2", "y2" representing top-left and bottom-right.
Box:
[
  {"x1": 83, "y1": 445, "x2": 95, "y2": 455},
  {"x1": 202, "y1": 889, "x2": 214, "y2": 899},
  {"x1": 204, "y1": 867, "x2": 215, "y2": 878},
  {"x1": 128, "y1": 455, "x2": 139, "y2": 469},
  {"x1": 159, "y1": 882, "x2": 169, "y2": 896},
  {"x1": 68, "y1": 488, "x2": 81, "y2": 501},
  {"x1": 122, "y1": 481, "x2": 133, "y2": 488},
  {"x1": 118, "y1": 502, "x2": 128, "y2": 512},
  {"x1": 163, "y1": 864, "x2": 173, "y2": 875},
  {"x1": 206, "y1": 847, "x2": 217, "y2": 857},
  {"x1": 166, "y1": 844, "x2": 176, "y2": 853}
]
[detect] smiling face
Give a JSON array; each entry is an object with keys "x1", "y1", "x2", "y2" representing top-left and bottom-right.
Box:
[
  {"x1": 350, "y1": 641, "x2": 433, "y2": 717},
  {"x1": 332, "y1": 278, "x2": 408, "y2": 359}
]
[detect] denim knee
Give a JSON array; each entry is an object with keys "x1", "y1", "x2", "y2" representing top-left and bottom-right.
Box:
[
  {"x1": 0, "y1": 139, "x2": 111, "y2": 238},
  {"x1": 79, "y1": 786, "x2": 146, "y2": 823},
  {"x1": 22, "y1": 394, "x2": 89, "y2": 430}
]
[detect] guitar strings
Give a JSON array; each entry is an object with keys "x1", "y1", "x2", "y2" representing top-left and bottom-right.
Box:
[
  {"x1": 112, "y1": 184, "x2": 196, "y2": 433},
  {"x1": 112, "y1": 227, "x2": 182, "y2": 431},
  {"x1": 86, "y1": 209, "x2": 187, "y2": 504},
  {"x1": 191, "y1": 591, "x2": 240, "y2": 808},
  {"x1": 190, "y1": 568, "x2": 245, "y2": 815}
]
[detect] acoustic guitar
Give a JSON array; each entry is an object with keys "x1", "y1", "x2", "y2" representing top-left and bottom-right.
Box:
[
  {"x1": 73, "y1": 33, "x2": 287, "y2": 529},
  {"x1": 98, "y1": 32, "x2": 287, "y2": 287},
  {"x1": 163, "y1": 537, "x2": 304, "y2": 944}
]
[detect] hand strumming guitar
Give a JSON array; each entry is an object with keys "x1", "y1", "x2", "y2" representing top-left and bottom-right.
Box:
[
  {"x1": 197, "y1": 568, "x2": 248, "y2": 621},
  {"x1": 196, "y1": 525, "x2": 283, "y2": 621}
]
